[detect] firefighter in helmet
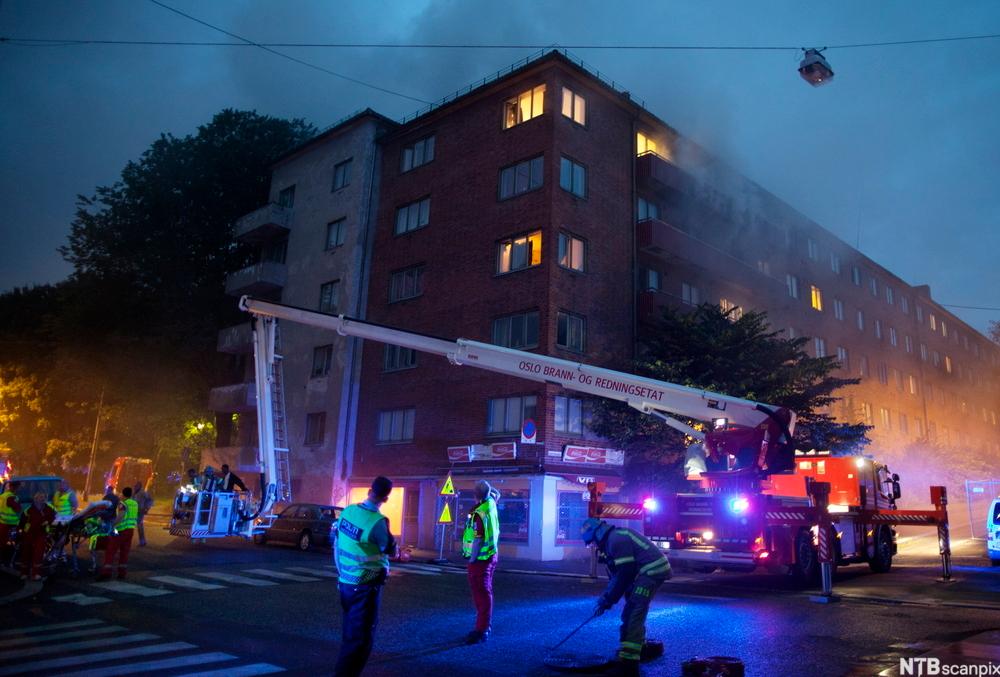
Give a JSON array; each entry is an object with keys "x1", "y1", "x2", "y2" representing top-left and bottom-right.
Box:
[{"x1": 581, "y1": 517, "x2": 671, "y2": 676}]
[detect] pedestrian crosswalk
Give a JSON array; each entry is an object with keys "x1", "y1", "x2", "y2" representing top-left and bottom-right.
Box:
[
  {"x1": 47, "y1": 562, "x2": 463, "y2": 607},
  {"x1": 0, "y1": 619, "x2": 283, "y2": 676}
]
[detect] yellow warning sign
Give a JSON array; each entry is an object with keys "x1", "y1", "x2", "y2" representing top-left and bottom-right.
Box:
[
  {"x1": 440, "y1": 474, "x2": 455, "y2": 496},
  {"x1": 438, "y1": 501, "x2": 453, "y2": 524}
]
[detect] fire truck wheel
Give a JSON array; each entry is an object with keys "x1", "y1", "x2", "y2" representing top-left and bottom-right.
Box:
[
  {"x1": 792, "y1": 528, "x2": 819, "y2": 583},
  {"x1": 868, "y1": 526, "x2": 893, "y2": 573},
  {"x1": 298, "y1": 530, "x2": 313, "y2": 551}
]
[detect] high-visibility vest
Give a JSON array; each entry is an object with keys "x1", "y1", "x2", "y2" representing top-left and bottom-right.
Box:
[
  {"x1": 118, "y1": 498, "x2": 139, "y2": 531},
  {"x1": 0, "y1": 491, "x2": 19, "y2": 525},
  {"x1": 462, "y1": 498, "x2": 499, "y2": 560},
  {"x1": 335, "y1": 503, "x2": 389, "y2": 585},
  {"x1": 53, "y1": 491, "x2": 73, "y2": 517}
]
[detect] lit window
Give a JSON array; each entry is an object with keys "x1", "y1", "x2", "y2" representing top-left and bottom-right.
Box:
[
  {"x1": 880, "y1": 407, "x2": 891, "y2": 429},
  {"x1": 311, "y1": 345, "x2": 333, "y2": 378},
  {"x1": 786, "y1": 274, "x2": 799, "y2": 299},
  {"x1": 807, "y1": 238, "x2": 819, "y2": 261},
  {"x1": 305, "y1": 412, "x2": 326, "y2": 445},
  {"x1": 556, "y1": 312, "x2": 586, "y2": 352},
  {"x1": 889, "y1": 327, "x2": 897, "y2": 347},
  {"x1": 814, "y1": 337, "x2": 827, "y2": 357},
  {"x1": 319, "y1": 280, "x2": 339, "y2": 313},
  {"x1": 944, "y1": 355, "x2": 952, "y2": 373},
  {"x1": 498, "y1": 231, "x2": 542, "y2": 273},
  {"x1": 558, "y1": 232, "x2": 586, "y2": 272},
  {"x1": 837, "y1": 346, "x2": 849, "y2": 370},
  {"x1": 885, "y1": 286, "x2": 894, "y2": 305},
  {"x1": 555, "y1": 395, "x2": 585, "y2": 434},
  {"x1": 401, "y1": 135, "x2": 435, "y2": 172},
  {"x1": 383, "y1": 345, "x2": 417, "y2": 372},
  {"x1": 636, "y1": 131, "x2": 658, "y2": 156},
  {"x1": 720, "y1": 298, "x2": 743, "y2": 320},
  {"x1": 561, "y1": 87, "x2": 586, "y2": 125},
  {"x1": 682, "y1": 283, "x2": 700, "y2": 305},
  {"x1": 861, "y1": 402, "x2": 873, "y2": 425},
  {"x1": 833, "y1": 298, "x2": 844, "y2": 320},
  {"x1": 637, "y1": 197, "x2": 660, "y2": 221},
  {"x1": 487, "y1": 395, "x2": 536, "y2": 434},
  {"x1": 326, "y1": 218, "x2": 345, "y2": 250},
  {"x1": 810, "y1": 285, "x2": 823, "y2": 311},
  {"x1": 904, "y1": 335, "x2": 913, "y2": 353},
  {"x1": 645, "y1": 269, "x2": 661, "y2": 292},
  {"x1": 389, "y1": 265, "x2": 424, "y2": 302},
  {"x1": 332, "y1": 159, "x2": 352, "y2": 191},
  {"x1": 377, "y1": 408, "x2": 415, "y2": 443},
  {"x1": 395, "y1": 197, "x2": 431, "y2": 235},
  {"x1": 929, "y1": 313, "x2": 937, "y2": 331},
  {"x1": 504, "y1": 85, "x2": 545, "y2": 129},
  {"x1": 830, "y1": 252, "x2": 841, "y2": 274},
  {"x1": 851, "y1": 265, "x2": 862, "y2": 286},
  {"x1": 856, "y1": 309, "x2": 865, "y2": 331},
  {"x1": 559, "y1": 157, "x2": 587, "y2": 197},
  {"x1": 908, "y1": 375, "x2": 918, "y2": 395},
  {"x1": 492, "y1": 311, "x2": 539, "y2": 349},
  {"x1": 874, "y1": 319, "x2": 882, "y2": 340},
  {"x1": 499, "y1": 156, "x2": 544, "y2": 199}
]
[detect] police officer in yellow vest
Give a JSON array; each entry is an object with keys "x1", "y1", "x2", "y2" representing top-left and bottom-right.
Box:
[
  {"x1": 333, "y1": 476, "x2": 397, "y2": 677},
  {"x1": 461, "y1": 480, "x2": 500, "y2": 644},
  {"x1": 53, "y1": 479, "x2": 79, "y2": 519},
  {"x1": 98, "y1": 486, "x2": 139, "y2": 581}
]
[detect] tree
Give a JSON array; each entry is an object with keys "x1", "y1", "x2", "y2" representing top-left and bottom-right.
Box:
[{"x1": 590, "y1": 304, "x2": 871, "y2": 488}]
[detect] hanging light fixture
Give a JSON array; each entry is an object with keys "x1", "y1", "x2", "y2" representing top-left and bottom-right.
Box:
[{"x1": 799, "y1": 48, "x2": 834, "y2": 86}]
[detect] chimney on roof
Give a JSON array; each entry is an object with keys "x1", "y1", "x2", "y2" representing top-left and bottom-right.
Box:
[{"x1": 913, "y1": 284, "x2": 932, "y2": 299}]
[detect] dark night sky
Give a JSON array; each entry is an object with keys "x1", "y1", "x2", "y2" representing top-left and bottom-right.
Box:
[{"x1": 1, "y1": 1, "x2": 998, "y2": 335}]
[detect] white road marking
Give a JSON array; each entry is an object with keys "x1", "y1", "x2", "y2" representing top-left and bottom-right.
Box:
[
  {"x1": 242, "y1": 568, "x2": 320, "y2": 582},
  {"x1": 1, "y1": 633, "x2": 159, "y2": 661},
  {"x1": 149, "y1": 575, "x2": 225, "y2": 590},
  {"x1": 51, "y1": 593, "x2": 113, "y2": 606},
  {"x1": 0, "y1": 624, "x2": 125, "y2": 649},
  {"x1": 390, "y1": 566, "x2": 437, "y2": 576},
  {"x1": 91, "y1": 581, "x2": 172, "y2": 597},
  {"x1": 284, "y1": 566, "x2": 338, "y2": 578},
  {"x1": 0, "y1": 619, "x2": 102, "y2": 637},
  {"x1": 179, "y1": 663, "x2": 285, "y2": 676},
  {"x1": 397, "y1": 563, "x2": 456, "y2": 573},
  {"x1": 195, "y1": 572, "x2": 278, "y2": 587},
  {"x1": 61, "y1": 651, "x2": 236, "y2": 677},
  {"x1": 0, "y1": 641, "x2": 194, "y2": 676}
]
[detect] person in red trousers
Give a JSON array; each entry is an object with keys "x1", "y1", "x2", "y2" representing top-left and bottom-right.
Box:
[
  {"x1": 20, "y1": 492, "x2": 55, "y2": 581},
  {"x1": 98, "y1": 486, "x2": 139, "y2": 581},
  {"x1": 462, "y1": 480, "x2": 500, "y2": 644}
]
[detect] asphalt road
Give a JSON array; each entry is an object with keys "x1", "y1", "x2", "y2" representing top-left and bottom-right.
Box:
[{"x1": 2, "y1": 521, "x2": 998, "y2": 677}]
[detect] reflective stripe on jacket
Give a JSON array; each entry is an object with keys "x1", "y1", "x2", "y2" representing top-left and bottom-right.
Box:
[
  {"x1": 53, "y1": 491, "x2": 72, "y2": 517},
  {"x1": 118, "y1": 498, "x2": 139, "y2": 531},
  {"x1": 0, "y1": 491, "x2": 19, "y2": 525},
  {"x1": 606, "y1": 528, "x2": 671, "y2": 579},
  {"x1": 462, "y1": 498, "x2": 499, "y2": 560},
  {"x1": 335, "y1": 503, "x2": 389, "y2": 585}
]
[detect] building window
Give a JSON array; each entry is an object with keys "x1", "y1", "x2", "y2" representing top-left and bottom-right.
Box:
[
  {"x1": 885, "y1": 286, "x2": 894, "y2": 305},
  {"x1": 682, "y1": 283, "x2": 700, "y2": 306},
  {"x1": 278, "y1": 185, "x2": 295, "y2": 208},
  {"x1": 889, "y1": 327, "x2": 897, "y2": 347},
  {"x1": 311, "y1": 345, "x2": 333, "y2": 378},
  {"x1": 908, "y1": 375, "x2": 918, "y2": 395},
  {"x1": 395, "y1": 197, "x2": 431, "y2": 235},
  {"x1": 326, "y1": 218, "x2": 345, "y2": 250},
  {"x1": 877, "y1": 362, "x2": 888, "y2": 385},
  {"x1": 880, "y1": 407, "x2": 891, "y2": 430},
  {"x1": 932, "y1": 350, "x2": 940, "y2": 367},
  {"x1": 498, "y1": 231, "x2": 542, "y2": 274},
  {"x1": 644, "y1": 269, "x2": 661, "y2": 292},
  {"x1": 861, "y1": 402, "x2": 874, "y2": 426},
  {"x1": 389, "y1": 265, "x2": 424, "y2": 302},
  {"x1": 383, "y1": 345, "x2": 417, "y2": 372},
  {"x1": 305, "y1": 412, "x2": 326, "y2": 445},
  {"x1": 859, "y1": 355, "x2": 869, "y2": 377},
  {"x1": 810, "y1": 285, "x2": 823, "y2": 311},
  {"x1": 377, "y1": 408, "x2": 415, "y2": 443},
  {"x1": 487, "y1": 395, "x2": 537, "y2": 434},
  {"x1": 941, "y1": 320, "x2": 948, "y2": 338},
  {"x1": 557, "y1": 492, "x2": 589, "y2": 543},
  {"x1": 929, "y1": 313, "x2": 937, "y2": 331},
  {"x1": 900, "y1": 296, "x2": 909, "y2": 314},
  {"x1": 557, "y1": 312, "x2": 586, "y2": 352},
  {"x1": 874, "y1": 319, "x2": 883, "y2": 340},
  {"x1": 837, "y1": 346, "x2": 849, "y2": 370},
  {"x1": 893, "y1": 368, "x2": 903, "y2": 390},
  {"x1": 833, "y1": 298, "x2": 844, "y2": 320},
  {"x1": 944, "y1": 355, "x2": 952, "y2": 373},
  {"x1": 830, "y1": 252, "x2": 841, "y2": 274},
  {"x1": 720, "y1": 298, "x2": 743, "y2": 320},
  {"x1": 558, "y1": 232, "x2": 586, "y2": 272},
  {"x1": 499, "y1": 155, "x2": 544, "y2": 199},
  {"x1": 757, "y1": 260, "x2": 771, "y2": 275},
  {"x1": 920, "y1": 343, "x2": 928, "y2": 361},
  {"x1": 555, "y1": 395, "x2": 585, "y2": 434},
  {"x1": 637, "y1": 197, "x2": 660, "y2": 221},
  {"x1": 504, "y1": 84, "x2": 545, "y2": 129},
  {"x1": 904, "y1": 335, "x2": 913, "y2": 353},
  {"x1": 561, "y1": 87, "x2": 586, "y2": 125},
  {"x1": 807, "y1": 238, "x2": 819, "y2": 261},
  {"x1": 786, "y1": 274, "x2": 799, "y2": 299},
  {"x1": 401, "y1": 135, "x2": 435, "y2": 172},
  {"x1": 559, "y1": 157, "x2": 587, "y2": 198},
  {"x1": 492, "y1": 311, "x2": 539, "y2": 349},
  {"x1": 332, "y1": 159, "x2": 352, "y2": 191},
  {"x1": 869, "y1": 276, "x2": 878, "y2": 297},
  {"x1": 319, "y1": 280, "x2": 339, "y2": 313},
  {"x1": 851, "y1": 265, "x2": 861, "y2": 286},
  {"x1": 856, "y1": 309, "x2": 865, "y2": 331},
  {"x1": 636, "y1": 131, "x2": 658, "y2": 156},
  {"x1": 814, "y1": 337, "x2": 827, "y2": 358},
  {"x1": 916, "y1": 305, "x2": 924, "y2": 322}
]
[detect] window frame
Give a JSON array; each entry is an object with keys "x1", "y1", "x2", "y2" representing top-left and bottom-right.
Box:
[
  {"x1": 492, "y1": 311, "x2": 540, "y2": 350},
  {"x1": 377, "y1": 408, "x2": 415, "y2": 444},
  {"x1": 497, "y1": 230, "x2": 543, "y2": 275},
  {"x1": 304, "y1": 412, "x2": 326, "y2": 446},
  {"x1": 389, "y1": 265, "x2": 425, "y2": 303},
  {"x1": 400, "y1": 135, "x2": 436, "y2": 173},
  {"x1": 503, "y1": 84, "x2": 546, "y2": 129},
  {"x1": 383, "y1": 344, "x2": 418, "y2": 373},
  {"x1": 332, "y1": 159, "x2": 352, "y2": 191},
  {"x1": 560, "y1": 86, "x2": 587, "y2": 126},
  {"x1": 554, "y1": 395, "x2": 586, "y2": 435},
  {"x1": 486, "y1": 395, "x2": 538, "y2": 435},
  {"x1": 325, "y1": 218, "x2": 346, "y2": 250},
  {"x1": 498, "y1": 155, "x2": 545, "y2": 200},
  {"x1": 556, "y1": 311, "x2": 586, "y2": 353},
  {"x1": 311, "y1": 345, "x2": 333, "y2": 378},
  {"x1": 319, "y1": 279, "x2": 340, "y2": 314},
  {"x1": 559, "y1": 156, "x2": 587, "y2": 198},
  {"x1": 558, "y1": 231, "x2": 587, "y2": 272},
  {"x1": 394, "y1": 197, "x2": 431, "y2": 236}
]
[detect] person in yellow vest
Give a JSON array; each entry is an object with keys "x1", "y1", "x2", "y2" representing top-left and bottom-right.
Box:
[
  {"x1": 0, "y1": 480, "x2": 23, "y2": 567},
  {"x1": 52, "y1": 479, "x2": 79, "y2": 519},
  {"x1": 333, "y1": 476, "x2": 397, "y2": 677},
  {"x1": 462, "y1": 480, "x2": 500, "y2": 644},
  {"x1": 97, "y1": 486, "x2": 139, "y2": 581}
]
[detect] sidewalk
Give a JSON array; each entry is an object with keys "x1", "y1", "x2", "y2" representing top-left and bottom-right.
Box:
[{"x1": 849, "y1": 630, "x2": 1000, "y2": 676}]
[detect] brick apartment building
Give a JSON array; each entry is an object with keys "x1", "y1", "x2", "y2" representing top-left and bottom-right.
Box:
[{"x1": 213, "y1": 51, "x2": 1000, "y2": 560}]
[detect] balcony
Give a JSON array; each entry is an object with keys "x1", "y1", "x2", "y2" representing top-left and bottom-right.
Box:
[
  {"x1": 636, "y1": 152, "x2": 693, "y2": 195},
  {"x1": 225, "y1": 261, "x2": 287, "y2": 297},
  {"x1": 637, "y1": 289, "x2": 676, "y2": 325},
  {"x1": 637, "y1": 217, "x2": 697, "y2": 258},
  {"x1": 217, "y1": 323, "x2": 252, "y2": 354},
  {"x1": 208, "y1": 383, "x2": 256, "y2": 413},
  {"x1": 234, "y1": 203, "x2": 291, "y2": 245}
]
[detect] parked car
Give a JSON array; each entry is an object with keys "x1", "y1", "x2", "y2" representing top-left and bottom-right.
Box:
[
  {"x1": 6, "y1": 476, "x2": 62, "y2": 506},
  {"x1": 988, "y1": 498, "x2": 1000, "y2": 566},
  {"x1": 254, "y1": 503, "x2": 342, "y2": 551}
]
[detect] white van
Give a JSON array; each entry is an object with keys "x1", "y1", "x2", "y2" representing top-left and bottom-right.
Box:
[{"x1": 989, "y1": 498, "x2": 1000, "y2": 566}]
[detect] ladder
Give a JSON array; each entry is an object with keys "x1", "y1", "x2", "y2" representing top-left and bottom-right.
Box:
[{"x1": 271, "y1": 323, "x2": 292, "y2": 502}]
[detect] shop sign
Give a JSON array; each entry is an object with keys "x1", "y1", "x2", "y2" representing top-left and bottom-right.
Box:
[
  {"x1": 447, "y1": 446, "x2": 471, "y2": 462},
  {"x1": 562, "y1": 445, "x2": 625, "y2": 466},
  {"x1": 448, "y1": 443, "x2": 517, "y2": 462},
  {"x1": 489, "y1": 443, "x2": 517, "y2": 460}
]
